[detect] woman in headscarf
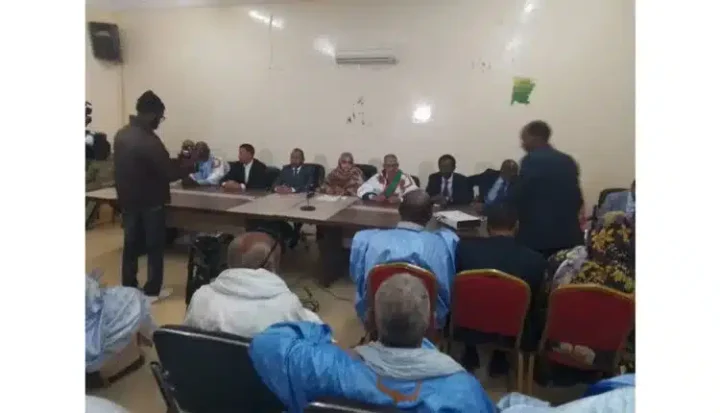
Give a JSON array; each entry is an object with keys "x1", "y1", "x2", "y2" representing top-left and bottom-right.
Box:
[
  {"x1": 542, "y1": 211, "x2": 635, "y2": 373},
  {"x1": 320, "y1": 152, "x2": 365, "y2": 196},
  {"x1": 550, "y1": 211, "x2": 635, "y2": 293}
]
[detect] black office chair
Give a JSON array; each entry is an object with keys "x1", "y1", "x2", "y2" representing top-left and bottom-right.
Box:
[
  {"x1": 411, "y1": 175, "x2": 421, "y2": 188},
  {"x1": 591, "y1": 187, "x2": 628, "y2": 224},
  {"x1": 304, "y1": 163, "x2": 326, "y2": 189},
  {"x1": 306, "y1": 398, "x2": 401, "y2": 412},
  {"x1": 264, "y1": 166, "x2": 281, "y2": 191},
  {"x1": 150, "y1": 325, "x2": 284, "y2": 413},
  {"x1": 356, "y1": 164, "x2": 378, "y2": 181},
  {"x1": 597, "y1": 187, "x2": 628, "y2": 208}
]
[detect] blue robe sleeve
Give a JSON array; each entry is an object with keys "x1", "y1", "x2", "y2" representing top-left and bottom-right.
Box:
[
  {"x1": 430, "y1": 229, "x2": 459, "y2": 327},
  {"x1": 584, "y1": 374, "x2": 635, "y2": 397},
  {"x1": 249, "y1": 322, "x2": 355, "y2": 413},
  {"x1": 350, "y1": 230, "x2": 372, "y2": 321}
]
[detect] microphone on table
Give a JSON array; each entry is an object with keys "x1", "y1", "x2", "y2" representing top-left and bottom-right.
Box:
[{"x1": 300, "y1": 183, "x2": 317, "y2": 211}]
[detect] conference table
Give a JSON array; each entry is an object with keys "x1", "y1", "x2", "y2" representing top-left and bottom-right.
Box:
[{"x1": 86, "y1": 185, "x2": 487, "y2": 286}]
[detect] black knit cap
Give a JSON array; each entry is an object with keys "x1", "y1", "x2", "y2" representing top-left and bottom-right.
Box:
[{"x1": 136, "y1": 90, "x2": 165, "y2": 115}]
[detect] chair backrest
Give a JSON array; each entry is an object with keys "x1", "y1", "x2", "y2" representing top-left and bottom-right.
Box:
[
  {"x1": 152, "y1": 325, "x2": 284, "y2": 413},
  {"x1": 306, "y1": 398, "x2": 402, "y2": 412},
  {"x1": 305, "y1": 163, "x2": 326, "y2": 188},
  {"x1": 540, "y1": 285, "x2": 635, "y2": 371},
  {"x1": 356, "y1": 164, "x2": 378, "y2": 181},
  {"x1": 451, "y1": 270, "x2": 531, "y2": 347},
  {"x1": 597, "y1": 187, "x2": 628, "y2": 208},
  {"x1": 264, "y1": 166, "x2": 281, "y2": 189},
  {"x1": 411, "y1": 175, "x2": 421, "y2": 187},
  {"x1": 367, "y1": 263, "x2": 437, "y2": 334}
]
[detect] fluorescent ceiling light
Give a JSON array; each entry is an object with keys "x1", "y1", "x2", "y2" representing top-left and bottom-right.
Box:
[
  {"x1": 412, "y1": 104, "x2": 433, "y2": 124},
  {"x1": 248, "y1": 10, "x2": 284, "y2": 29}
]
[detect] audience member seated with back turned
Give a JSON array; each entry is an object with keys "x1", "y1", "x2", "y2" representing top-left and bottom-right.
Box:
[
  {"x1": 544, "y1": 211, "x2": 635, "y2": 374},
  {"x1": 456, "y1": 203, "x2": 547, "y2": 373},
  {"x1": 473, "y1": 159, "x2": 519, "y2": 209},
  {"x1": 497, "y1": 374, "x2": 635, "y2": 412},
  {"x1": 250, "y1": 273, "x2": 496, "y2": 413},
  {"x1": 511, "y1": 120, "x2": 584, "y2": 258},
  {"x1": 598, "y1": 180, "x2": 635, "y2": 220},
  {"x1": 548, "y1": 211, "x2": 635, "y2": 294},
  {"x1": 273, "y1": 148, "x2": 314, "y2": 193},
  {"x1": 185, "y1": 232, "x2": 321, "y2": 337},
  {"x1": 319, "y1": 151, "x2": 365, "y2": 196},
  {"x1": 221, "y1": 143, "x2": 268, "y2": 191},
  {"x1": 187, "y1": 141, "x2": 229, "y2": 186},
  {"x1": 425, "y1": 154, "x2": 472, "y2": 206},
  {"x1": 357, "y1": 154, "x2": 419, "y2": 203},
  {"x1": 350, "y1": 190, "x2": 458, "y2": 330},
  {"x1": 86, "y1": 270, "x2": 155, "y2": 387}
]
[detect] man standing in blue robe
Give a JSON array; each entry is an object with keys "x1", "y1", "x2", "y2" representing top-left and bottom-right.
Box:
[
  {"x1": 349, "y1": 190, "x2": 458, "y2": 329},
  {"x1": 250, "y1": 273, "x2": 495, "y2": 413}
]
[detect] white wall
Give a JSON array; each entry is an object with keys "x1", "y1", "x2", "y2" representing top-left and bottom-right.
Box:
[
  {"x1": 112, "y1": 0, "x2": 634, "y2": 203},
  {"x1": 86, "y1": 8, "x2": 124, "y2": 136}
]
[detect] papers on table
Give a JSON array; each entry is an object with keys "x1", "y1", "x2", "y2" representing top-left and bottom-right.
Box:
[
  {"x1": 314, "y1": 194, "x2": 348, "y2": 202},
  {"x1": 434, "y1": 210, "x2": 483, "y2": 230}
]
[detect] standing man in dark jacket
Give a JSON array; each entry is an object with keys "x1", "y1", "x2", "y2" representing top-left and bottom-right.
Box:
[
  {"x1": 113, "y1": 91, "x2": 193, "y2": 302},
  {"x1": 512, "y1": 120, "x2": 584, "y2": 258}
]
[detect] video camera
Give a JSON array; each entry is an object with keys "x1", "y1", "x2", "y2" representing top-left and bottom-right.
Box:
[{"x1": 86, "y1": 101, "x2": 110, "y2": 161}]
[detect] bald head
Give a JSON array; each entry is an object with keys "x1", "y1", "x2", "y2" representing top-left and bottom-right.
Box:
[
  {"x1": 398, "y1": 190, "x2": 433, "y2": 226},
  {"x1": 227, "y1": 232, "x2": 281, "y2": 272}
]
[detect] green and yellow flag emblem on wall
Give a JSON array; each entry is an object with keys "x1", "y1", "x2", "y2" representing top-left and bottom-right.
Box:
[{"x1": 511, "y1": 77, "x2": 536, "y2": 105}]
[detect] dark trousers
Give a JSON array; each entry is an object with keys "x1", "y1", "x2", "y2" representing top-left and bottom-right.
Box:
[{"x1": 121, "y1": 206, "x2": 166, "y2": 295}]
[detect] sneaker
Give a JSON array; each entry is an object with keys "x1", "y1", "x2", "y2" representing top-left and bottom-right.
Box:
[{"x1": 145, "y1": 287, "x2": 173, "y2": 304}]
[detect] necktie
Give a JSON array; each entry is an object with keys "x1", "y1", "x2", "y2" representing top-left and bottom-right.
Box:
[
  {"x1": 442, "y1": 178, "x2": 450, "y2": 198},
  {"x1": 294, "y1": 168, "x2": 298, "y2": 176}
]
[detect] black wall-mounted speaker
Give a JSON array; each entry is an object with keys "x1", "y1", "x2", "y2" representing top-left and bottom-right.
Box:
[{"x1": 88, "y1": 22, "x2": 122, "y2": 63}]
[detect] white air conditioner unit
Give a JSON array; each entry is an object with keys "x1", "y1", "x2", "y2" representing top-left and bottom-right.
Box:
[{"x1": 335, "y1": 50, "x2": 397, "y2": 66}]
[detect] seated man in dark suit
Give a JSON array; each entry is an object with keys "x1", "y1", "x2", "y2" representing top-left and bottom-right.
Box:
[
  {"x1": 456, "y1": 203, "x2": 547, "y2": 374},
  {"x1": 472, "y1": 159, "x2": 519, "y2": 209},
  {"x1": 221, "y1": 143, "x2": 269, "y2": 191},
  {"x1": 425, "y1": 154, "x2": 472, "y2": 206},
  {"x1": 512, "y1": 120, "x2": 584, "y2": 257},
  {"x1": 273, "y1": 148, "x2": 314, "y2": 193},
  {"x1": 271, "y1": 148, "x2": 315, "y2": 247}
]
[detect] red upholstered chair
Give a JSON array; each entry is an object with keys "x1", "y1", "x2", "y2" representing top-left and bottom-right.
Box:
[
  {"x1": 449, "y1": 269, "x2": 531, "y2": 392},
  {"x1": 365, "y1": 263, "x2": 438, "y2": 342},
  {"x1": 527, "y1": 284, "x2": 634, "y2": 394}
]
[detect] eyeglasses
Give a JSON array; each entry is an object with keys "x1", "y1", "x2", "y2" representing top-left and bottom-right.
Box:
[{"x1": 258, "y1": 238, "x2": 280, "y2": 269}]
